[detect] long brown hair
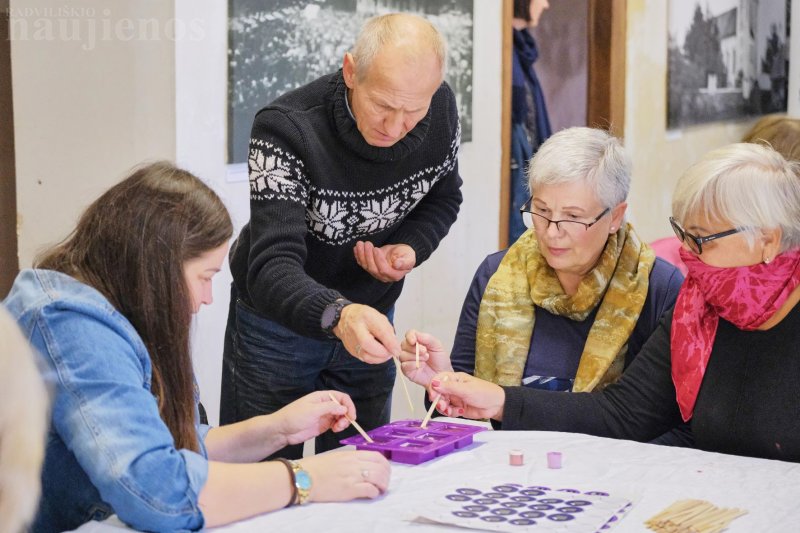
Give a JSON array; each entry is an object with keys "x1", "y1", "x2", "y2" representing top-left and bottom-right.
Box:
[{"x1": 35, "y1": 161, "x2": 232, "y2": 452}]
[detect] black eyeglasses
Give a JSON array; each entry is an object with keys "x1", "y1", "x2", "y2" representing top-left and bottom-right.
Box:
[
  {"x1": 520, "y1": 196, "x2": 610, "y2": 233},
  {"x1": 669, "y1": 217, "x2": 742, "y2": 254}
]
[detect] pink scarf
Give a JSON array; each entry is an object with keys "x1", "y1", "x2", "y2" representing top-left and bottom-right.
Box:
[{"x1": 671, "y1": 247, "x2": 800, "y2": 421}]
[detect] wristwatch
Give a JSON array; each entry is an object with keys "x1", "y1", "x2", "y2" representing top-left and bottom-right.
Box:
[
  {"x1": 288, "y1": 460, "x2": 313, "y2": 505},
  {"x1": 320, "y1": 297, "x2": 352, "y2": 337}
]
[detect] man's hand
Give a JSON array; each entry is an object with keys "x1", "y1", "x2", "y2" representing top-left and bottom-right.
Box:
[
  {"x1": 333, "y1": 304, "x2": 401, "y2": 364},
  {"x1": 354, "y1": 242, "x2": 416, "y2": 283}
]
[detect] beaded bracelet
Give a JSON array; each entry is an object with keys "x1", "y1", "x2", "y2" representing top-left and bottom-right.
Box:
[{"x1": 274, "y1": 458, "x2": 297, "y2": 507}]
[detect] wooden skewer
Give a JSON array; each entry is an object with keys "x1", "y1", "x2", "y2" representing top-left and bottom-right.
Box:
[
  {"x1": 327, "y1": 392, "x2": 373, "y2": 443},
  {"x1": 645, "y1": 499, "x2": 748, "y2": 533},
  {"x1": 415, "y1": 341, "x2": 420, "y2": 369},
  {"x1": 420, "y1": 376, "x2": 447, "y2": 429},
  {"x1": 393, "y1": 356, "x2": 415, "y2": 415},
  {"x1": 420, "y1": 393, "x2": 441, "y2": 429}
]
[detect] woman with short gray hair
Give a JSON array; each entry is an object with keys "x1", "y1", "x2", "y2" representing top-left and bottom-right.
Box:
[
  {"x1": 400, "y1": 127, "x2": 683, "y2": 436},
  {"x1": 671, "y1": 142, "x2": 800, "y2": 252}
]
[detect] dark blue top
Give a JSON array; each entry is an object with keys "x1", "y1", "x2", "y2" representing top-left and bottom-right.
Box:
[{"x1": 451, "y1": 250, "x2": 684, "y2": 390}]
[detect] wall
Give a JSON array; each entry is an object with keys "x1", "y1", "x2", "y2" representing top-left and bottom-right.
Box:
[
  {"x1": 622, "y1": 0, "x2": 796, "y2": 242},
  {"x1": 624, "y1": 0, "x2": 750, "y2": 241},
  {"x1": 10, "y1": 0, "x2": 176, "y2": 267},
  {"x1": 790, "y1": 1, "x2": 800, "y2": 116},
  {"x1": 176, "y1": 0, "x2": 504, "y2": 426},
  {"x1": 1, "y1": 0, "x2": 17, "y2": 297}
]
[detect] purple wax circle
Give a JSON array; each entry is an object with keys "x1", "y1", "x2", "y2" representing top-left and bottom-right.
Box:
[{"x1": 566, "y1": 500, "x2": 592, "y2": 506}]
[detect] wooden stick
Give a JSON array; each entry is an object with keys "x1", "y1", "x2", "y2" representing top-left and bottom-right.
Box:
[
  {"x1": 415, "y1": 341, "x2": 420, "y2": 369},
  {"x1": 327, "y1": 392, "x2": 373, "y2": 443},
  {"x1": 420, "y1": 393, "x2": 441, "y2": 428},
  {"x1": 393, "y1": 356, "x2": 415, "y2": 415}
]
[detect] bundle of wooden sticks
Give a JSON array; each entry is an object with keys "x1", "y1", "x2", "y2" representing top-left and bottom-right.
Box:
[{"x1": 645, "y1": 499, "x2": 747, "y2": 533}]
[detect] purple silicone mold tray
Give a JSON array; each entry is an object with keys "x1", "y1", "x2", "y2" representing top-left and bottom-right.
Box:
[{"x1": 339, "y1": 419, "x2": 486, "y2": 465}]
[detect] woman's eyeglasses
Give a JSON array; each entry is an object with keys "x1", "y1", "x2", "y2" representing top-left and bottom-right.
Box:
[
  {"x1": 520, "y1": 196, "x2": 609, "y2": 233},
  {"x1": 669, "y1": 217, "x2": 742, "y2": 254}
]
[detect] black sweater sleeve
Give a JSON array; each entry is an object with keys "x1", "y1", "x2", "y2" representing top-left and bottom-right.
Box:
[
  {"x1": 244, "y1": 110, "x2": 341, "y2": 337},
  {"x1": 501, "y1": 309, "x2": 683, "y2": 440}
]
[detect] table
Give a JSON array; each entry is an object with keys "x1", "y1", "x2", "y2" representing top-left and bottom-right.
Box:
[{"x1": 72, "y1": 424, "x2": 800, "y2": 532}]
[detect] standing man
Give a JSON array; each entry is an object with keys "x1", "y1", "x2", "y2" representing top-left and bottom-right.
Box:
[{"x1": 220, "y1": 13, "x2": 463, "y2": 458}]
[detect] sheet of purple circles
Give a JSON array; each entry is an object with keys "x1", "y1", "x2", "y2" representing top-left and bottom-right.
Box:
[{"x1": 438, "y1": 483, "x2": 632, "y2": 531}]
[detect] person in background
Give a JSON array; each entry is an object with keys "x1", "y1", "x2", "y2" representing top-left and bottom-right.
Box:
[
  {"x1": 402, "y1": 127, "x2": 686, "y2": 444},
  {"x1": 3, "y1": 162, "x2": 390, "y2": 533},
  {"x1": 741, "y1": 114, "x2": 800, "y2": 161},
  {"x1": 220, "y1": 12, "x2": 463, "y2": 458},
  {"x1": 0, "y1": 306, "x2": 49, "y2": 533},
  {"x1": 509, "y1": 0, "x2": 552, "y2": 242},
  {"x1": 411, "y1": 143, "x2": 800, "y2": 463}
]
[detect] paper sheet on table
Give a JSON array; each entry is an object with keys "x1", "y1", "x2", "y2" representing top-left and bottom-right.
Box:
[{"x1": 414, "y1": 482, "x2": 633, "y2": 532}]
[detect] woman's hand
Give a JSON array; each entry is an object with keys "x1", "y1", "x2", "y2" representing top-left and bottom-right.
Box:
[
  {"x1": 300, "y1": 450, "x2": 391, "y2": 502},
  {"x1": 397, "y1": 330, "x2": 453, "y2": 387},
  {"x1": 274, "y1": 391, "x2": 356, "y2": 445},
  {"x1": 428, "y1": 372, "x2": 506, "y2": 421}
]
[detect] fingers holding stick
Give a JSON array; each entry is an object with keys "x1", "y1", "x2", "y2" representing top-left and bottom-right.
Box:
[{"x1": 327, "y1": 392, "x2": 374, "y2": 443}]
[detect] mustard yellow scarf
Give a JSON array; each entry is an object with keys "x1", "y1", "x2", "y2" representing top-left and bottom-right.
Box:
[{"x1": 475, "y1": 222, "x2": 655, "y2": 391}]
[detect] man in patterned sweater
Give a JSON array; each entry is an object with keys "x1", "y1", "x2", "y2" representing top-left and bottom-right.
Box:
[{"x1": 220, "y1": 13, "x2": 463, "y2": 457}]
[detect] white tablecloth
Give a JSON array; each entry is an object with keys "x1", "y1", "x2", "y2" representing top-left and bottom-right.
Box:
[{"x1": 72, "y1": 424, "x2": 800, "y2": 532}]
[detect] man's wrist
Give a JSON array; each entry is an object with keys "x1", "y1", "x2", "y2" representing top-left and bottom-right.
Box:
[{"x1": 320, "y1": 297, "x2": 352, "y2": 338}]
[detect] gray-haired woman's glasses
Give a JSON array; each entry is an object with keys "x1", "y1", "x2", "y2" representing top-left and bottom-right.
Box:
[
  {"x1": 669, "y1": 217, "x2": 742, "y2": 254},
  {"x1": 520, "y1": 196, "x2": 610, "y2": 232}
]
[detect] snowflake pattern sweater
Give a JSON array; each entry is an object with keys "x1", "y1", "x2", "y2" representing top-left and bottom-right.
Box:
[{"x1": 229, "y1": 70, "x2": 463, "y2": 339}]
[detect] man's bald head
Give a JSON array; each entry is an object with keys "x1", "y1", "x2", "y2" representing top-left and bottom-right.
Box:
[{"x1": 350, "y1": 13, "x2": 447, "y2": 83}]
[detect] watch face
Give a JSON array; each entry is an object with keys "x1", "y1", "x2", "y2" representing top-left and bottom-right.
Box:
[{"x1": 296, "y1": 470, "x2": 312, "y2": 490}]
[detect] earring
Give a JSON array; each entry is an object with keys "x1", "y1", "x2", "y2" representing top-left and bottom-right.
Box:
[{"x1": 764, "y1": 257, "x2": 772, "y2": 264}]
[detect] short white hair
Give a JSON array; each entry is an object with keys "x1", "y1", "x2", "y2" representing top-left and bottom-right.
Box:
[
  {"x1": 672, "y1": 142, "x2": 800, "y2": 251},
  {"x1": 0, "y1": 306, "x2": 49, "y2": 533},
  {"x1": 351, "y1": 13, "x2": 447, "y2": 81},
  {"x1": 527, "y1": 127, "x2": 631, "y2": 208}
]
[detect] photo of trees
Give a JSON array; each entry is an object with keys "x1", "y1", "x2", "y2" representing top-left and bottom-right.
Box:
[{"x1": 667, "y1": 0, "x2": 789, "y2": 129}]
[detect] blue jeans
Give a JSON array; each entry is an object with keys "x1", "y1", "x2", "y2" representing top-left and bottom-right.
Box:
[{"x1": 220, "y1": 285, "x2": 395, "y2": 458}]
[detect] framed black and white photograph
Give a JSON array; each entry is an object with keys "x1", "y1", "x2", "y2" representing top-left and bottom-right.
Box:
[
  {"x1": 667, "y1": 0, "x2": 790, "y2": 129},
  {"x1": 227, "y1": 0, "x2": 474, "y2": 166}
]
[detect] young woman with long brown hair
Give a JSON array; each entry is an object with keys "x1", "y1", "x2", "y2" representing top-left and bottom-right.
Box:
[{"x1": 4, "y1": 161, "x2": 390, "y2": 532}]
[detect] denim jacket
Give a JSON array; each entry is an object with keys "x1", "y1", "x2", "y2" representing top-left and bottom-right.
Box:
[{"x1": 4, "y1": 270, "x2": 210, "y2": 532}]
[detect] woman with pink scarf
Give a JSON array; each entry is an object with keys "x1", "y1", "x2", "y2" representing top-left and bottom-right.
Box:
[{"x1": 399, "y1": 142, "x2": 800, "y2": 462}]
